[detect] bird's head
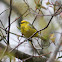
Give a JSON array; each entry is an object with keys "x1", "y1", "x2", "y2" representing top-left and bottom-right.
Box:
[{"x1": 21, "y1": 20, "x2": 29, "y2": 24}]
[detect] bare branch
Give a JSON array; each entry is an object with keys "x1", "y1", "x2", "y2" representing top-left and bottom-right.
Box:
[
  {"x1": 0, "y1": 20, "x2": 7, "y2": 34},
  {"x1": 0, "y1": 8, "x2": 9, "y2": 15},
  {"x1": 7, "y1": 0, "x2": 12, "y2": 45},
  {"x1": 0, "y1": 43, "x2": 47, "y2": 62}
]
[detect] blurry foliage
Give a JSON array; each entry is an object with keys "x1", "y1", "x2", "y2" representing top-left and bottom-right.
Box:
[
  {"x1": 0, "y1": 47, "x2": 14, "y2": 60},
  {"x1": 50, "y1": 33, "x2": 55, "y2": 43},
  {"x1": 34, "y1": 0, "x2": 46, "y2": 10},
  {"x1": 46, "y1": 2, "x2": 50, "y2": 5},
  {"x1": 1, "y1": 0, "x2": 28, "y2": 15}
]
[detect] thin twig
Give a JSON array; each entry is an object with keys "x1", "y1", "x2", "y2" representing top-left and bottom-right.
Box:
[
  {"x1": 0, "y1": 8, "x2": 9, "y2": 15},
  {"x1": 0, "y1": 20, "x2": 5, "y2": 29},
  {"x1": 9, "y1": 39, "x2": 27, "y2": 53},
  {"x1": 32, "y1": 9, "x2": 42, "y2": 25},
  {"x1": 0, "y1": 29, "x2": 7, "y2": 44},
  {"x1": 7, "y1": 0, "x2": 12, "y2": 45},
  {"x1": 0, "y1": 27, "x2": 24, "y2": 38},
  {"x1": 22, "y1": 52, "x2": 51, "y2": 62},
  {"x1": 0, "y1": 20, "x2": 7, "y2": 34},
  {"x1": 5, "y1": 16, "x2": 21, "y2": 29},
  {"x1": 0, "y1": 46, "x2": 8, "y2": 60}
]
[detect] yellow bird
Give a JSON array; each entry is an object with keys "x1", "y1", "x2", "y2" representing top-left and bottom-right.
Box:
[{"x1": 20, "y1": 20, "x2": 46, "y2": 41}]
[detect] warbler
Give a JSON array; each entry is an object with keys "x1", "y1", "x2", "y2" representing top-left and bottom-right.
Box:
[{"x1": 20, "y1": 20, "x2": 46, "y2": 41}]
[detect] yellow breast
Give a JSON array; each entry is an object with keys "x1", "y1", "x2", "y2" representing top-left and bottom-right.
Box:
[{"x1": 21, "y1": 22, "x2": 38, "y2": 38}]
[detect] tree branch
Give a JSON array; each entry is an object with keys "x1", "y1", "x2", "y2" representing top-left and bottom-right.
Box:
[
  {"x1": 0, "y1": 43, "x2": 47, "y2": 62},
  {"x1": 7, "y1": 0, "x2": 12, "y2": 45}
]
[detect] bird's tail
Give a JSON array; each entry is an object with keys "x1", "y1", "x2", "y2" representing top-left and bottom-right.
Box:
[{"x1": 38, "y1": 34, "x2": 47, "y2": 41}]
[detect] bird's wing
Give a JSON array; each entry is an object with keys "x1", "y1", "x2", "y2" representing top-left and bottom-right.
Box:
[{"x1": 28, "y1": 23, "x2": 37, "y2": 31}]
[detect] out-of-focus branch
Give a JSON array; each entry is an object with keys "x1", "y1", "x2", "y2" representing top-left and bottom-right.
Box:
[
  {"x1": 0, "y1": 20, "x2": 7, "y2": 33},
  {"x1": 0, "y1": 8, "x2": 9, "y2": 15},
  {"x1": 0, "y1": 43, "x2": 47, "y2": 62},
  {"x1": 0, "y1": 0, "x2": 21, "y2": 15},
  {"x1": 46, "y1": 33, "x2": 62, "y2": 62},
  {"x1": 32, "y1": 11, "x2": 39, "y2": 25},
  {"x1": 0, "y1": 0, "x2": 28, "y2": 16}
]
